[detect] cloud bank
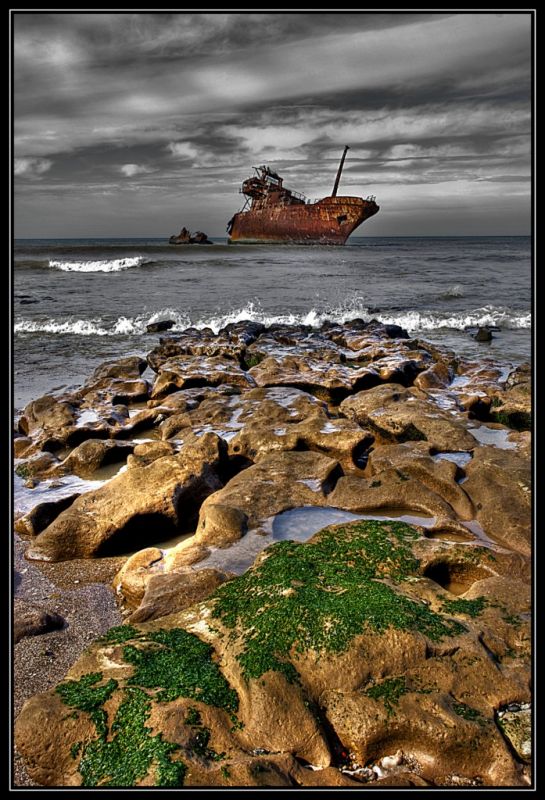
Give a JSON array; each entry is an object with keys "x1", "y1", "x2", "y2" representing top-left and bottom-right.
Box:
[{"x1": 14, "y1": 12, "x2": 531, "y2": 236}]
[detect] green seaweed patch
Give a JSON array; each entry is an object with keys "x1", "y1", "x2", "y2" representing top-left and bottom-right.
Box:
[
  {"x1": 184, "y1": 706, "x2": 202, "y2": 726},
  {"x1": 441, "y1": 596, "x2": 487, "y2": 618},
  {"x1": 123, "y1": 628, "x2": 238, "y2": 712},
  {"x1": 490, "y1": 396, "x2": 508, "y2": 426},
  {"x1": 365, "y1": 676, "x2": 409, "y2": 716},
  {"x1": 70, "y1": 741, "x2": 82, "y2": 760},
  {"x1": 502, "y1": 612, "x2": 523, "y2": 627},
  {"x1": 452, "y1": 701, "x2": 484, "y2": 724},
  {"x1": 79, "y1": 687, "x2": 186, "y2": 787},
  {"x1": 229, "y1": 716, "x2": 244, "y2": 732},
  {"x1": 15, "y1": 463, "x2": 31, "y2": 479},
  {"x1": 96, "y1": 626, "x2": 238, "y2": 713},
  {"x1": 490, "y1": 409, "x2": 511, "y2": 427},
  {"x1": 491, "y1": 603, "x2": 524, "y2": 627},
  {"x1": 55, "y1": 627, "x2": 240, "y2": 787},
  {"x1": 56, "y1": 672, "x2": 118, "y2": 736},
  {"x1": 57, "y1": 674, "x2": 185, "y2": 786},
  {"x1": 210, "y1": 521, "x2": 465, "y2": 683},
  {"x1": 98, "y1": 624, "x2": 143, "y2": 644},
  {"x1": 244, "y1": 353, "x2": 263, "y2": 369},
  {"x1": 453, "y1": 545, "x2": 496, "y2": 565}
]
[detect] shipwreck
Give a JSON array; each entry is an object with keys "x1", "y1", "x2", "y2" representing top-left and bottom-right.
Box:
[{"x1": 226, "y1": 146, "x2": 379, "y2": 245}]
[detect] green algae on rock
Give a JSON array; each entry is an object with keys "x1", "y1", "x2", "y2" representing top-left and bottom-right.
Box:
[
  {"x1": 54, "y1": 627, "x2": 239, "y2": 786},
  {"x1": 98, "y1": 624, "x2": 142, "y2": 644},
  {"x1": 93, "y1": 624, "x2": 239, "y2": 712},
  {"x1": 440, "y1": 596, "x2": 487, "y2": 618},
  {"x1": 364, "y1": 676, "x2": 409, "y2": 716},
  {"x1": 123, "y1": 627, "x2": 238, "y2": 710},
  {"x1": 56, "y1": 674, "x2": 185, "y2": 787},
  {"x1": 83, "y1": 687, "x2": 185, "y2": 787},
  {"x1": 56, "y1": 672, "x2": 118, "y2": 736},
  {"x1": 452, "y1": 701, "x2": 485, "y2": 724},
  {"x1": 210, "y1": 520, "x2": 466, "y2": 683}
]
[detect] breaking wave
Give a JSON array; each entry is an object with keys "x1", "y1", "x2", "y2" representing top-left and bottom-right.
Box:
[
  {"x1": 378, "y1": 307, "x2": 531, "y2": 331},
  {"x1": 197, "y1": 303, "x2": 530, "y2": 334},
  {"x1": 14, "y1": 303, "x2": 531, "y2": 337},
  {"x1": 48, "y1": 256, "x2": 147, "y2": 272},
  {"x1": 439, "y1": 285, "x2": 464, "y2": 299}
]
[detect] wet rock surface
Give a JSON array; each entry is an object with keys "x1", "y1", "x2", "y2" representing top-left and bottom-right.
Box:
[
  {"x1": 12, "y1": 319, "x2": 532, "y2": 787},
  {"x1": 25, "y1": 434, "x2": 226, "y2": 561},
  {"x1": 14, "y1": 598, "x2": 65, "y2": 643},
  {"x1": 340, "y1": 383, "x2": 478, "y2": 451}
]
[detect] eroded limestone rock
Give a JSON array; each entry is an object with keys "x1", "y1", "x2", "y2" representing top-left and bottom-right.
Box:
[
  {"x1": 25, "y1": 434, "x2": 227, "y2": 561},
  {"x1": 340, "y1": 384, "x2": 478, "y2": 450},
  {"x1": 16, "y1": 520, "x2": 530, "y2": 788}
]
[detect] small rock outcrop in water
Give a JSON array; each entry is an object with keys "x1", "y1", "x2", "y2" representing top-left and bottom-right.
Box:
[
  {"x1": 169, "y1": 227, "x2": 213, "y2": 245},
  {"x1": 13, "y1": 318, "x2": 531, "y2": 788},
  {"x1": 146, "y1": 320, "x2": 175, "y2": 334},
  {"x1": 474, "y1": 326, "x2": 494, "y2": 342}
]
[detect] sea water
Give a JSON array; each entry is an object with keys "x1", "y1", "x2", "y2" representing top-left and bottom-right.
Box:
[{"x1": 13, "y1": 235, "x2": 531, "y2": 411}]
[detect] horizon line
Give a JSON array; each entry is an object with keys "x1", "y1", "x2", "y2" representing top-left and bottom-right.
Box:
[{"x1": 14, "y1": 234, "x2": 532, "y2": 240}]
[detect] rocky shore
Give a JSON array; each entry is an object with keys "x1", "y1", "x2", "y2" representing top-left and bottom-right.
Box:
[{"x1": 13, "y1": 318, "x2": 532, "y2": 787}]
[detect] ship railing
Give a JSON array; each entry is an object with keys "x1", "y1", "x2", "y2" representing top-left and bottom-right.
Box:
[{"x1": 366, "y1": 195, "x2": 376, "y2": 202}]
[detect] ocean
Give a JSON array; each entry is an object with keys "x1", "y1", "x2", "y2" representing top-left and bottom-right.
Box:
[{"x1": 13, "y1": 236, "x2": 531, "y2": 411}]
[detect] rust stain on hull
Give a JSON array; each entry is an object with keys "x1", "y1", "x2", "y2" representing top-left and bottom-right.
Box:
[
  {"x1": 227, "y1": 150, "x2": 379, "y2": 245},
  {"x1": 230, "y1": 196, "x2": 378, "y2": 245}
]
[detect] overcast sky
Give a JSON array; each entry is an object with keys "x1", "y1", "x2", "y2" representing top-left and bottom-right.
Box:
[{"x1": 13, "y1": 12, "x2": 532, "y2": 238}]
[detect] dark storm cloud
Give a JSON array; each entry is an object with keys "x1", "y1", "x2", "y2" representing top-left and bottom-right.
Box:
[{"x1": 13, "y1": 12, "x2": 531, "y2": 236}]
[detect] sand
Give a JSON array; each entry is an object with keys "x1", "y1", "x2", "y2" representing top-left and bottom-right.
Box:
[{"x1": 13, "y1": 534, "x2": 124, "y2": 787}]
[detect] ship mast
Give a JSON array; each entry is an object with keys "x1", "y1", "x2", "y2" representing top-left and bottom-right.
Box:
[{"x1": 331, "y1": 145, "x2": 350, "y2": 197}]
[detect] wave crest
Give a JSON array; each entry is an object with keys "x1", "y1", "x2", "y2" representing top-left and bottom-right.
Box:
[
  {"x1": 439, "y1": 285, "x2": 464, "y2": 299},
  {"x1": 379, "y1": 307, "x2": 531, "y2": 331},
  {"x1": 14, "y1": 303, "x2": 530, "y2": 338},
  {"x1": 48, "y1": 256, "x2": 146, "y2": 272}
]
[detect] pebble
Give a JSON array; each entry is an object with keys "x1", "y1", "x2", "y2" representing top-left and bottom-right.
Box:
[
  {"x1": 12, "y1": 533, "x2": 122, "y2": 787},
  {"x1": 380, "y1": 751, "x2": 403, "y2": 769}
]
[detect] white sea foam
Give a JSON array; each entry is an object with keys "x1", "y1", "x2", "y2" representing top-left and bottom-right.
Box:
[
  {"x1": 15, "y1": 318, "x2": 139, "y2": 336},
  {"x1": 48, "y1": 256, "x2": 147, "y2": 272},
  {"x1": 440, "y1": 284, "x2": 464, "y2": 298},
  {"x1": 14, "y1": 303, "x2": 530, "y2": 338},
  {"x1": 173, "y1": 303, "x2": 531, "y2": 334},
  {"x1": 15, "y1": 319, "x2": 112, "y2": 336},
  {"x1": 373, "y1": 306, "x2": 531, "y2": 331},
  {"x1": 14, "y1": 309, "x2": 190, "y2": 337}
]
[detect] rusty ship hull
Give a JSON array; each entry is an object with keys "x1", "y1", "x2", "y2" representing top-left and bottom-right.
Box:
[
  {"x1": 229, "y1": 196, "x2": 379, "y2": 245},
  {"x1": 227, "y1": 148, "x2": 379, "y2": 245}
]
